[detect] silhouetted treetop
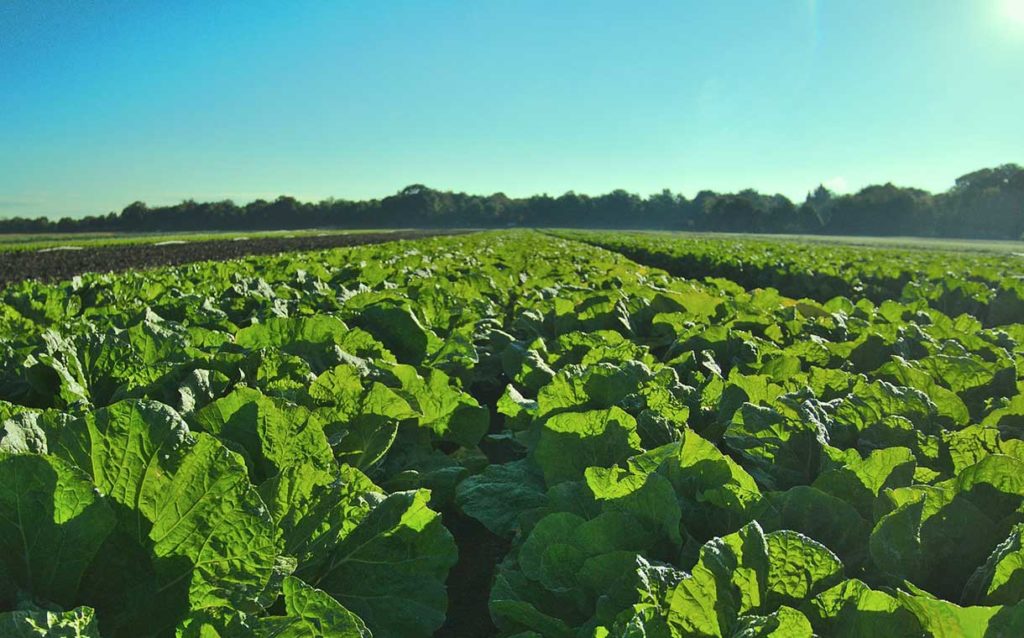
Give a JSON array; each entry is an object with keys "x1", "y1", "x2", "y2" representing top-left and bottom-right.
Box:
[{"x1": 1, "y1": 164, "x2": 1021, "y2": 239}]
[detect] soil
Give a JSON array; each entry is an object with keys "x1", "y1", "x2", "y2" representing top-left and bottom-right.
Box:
[{"x1": 437, "y1": 510, "x2": 510, "y2": 638}]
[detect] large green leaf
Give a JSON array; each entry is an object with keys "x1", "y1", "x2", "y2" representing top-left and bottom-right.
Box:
[
  {"x1": 455, "y1": 460, "x2": 548, "y2": 537},
  {"x1": 49, "y1": 400, "x2": 281, "y2": 636},
  {"x1": 350, "y1": 302, "x2": 433, "y2": 365},
  {"x1": 586, "y1": 465, "x2": 683, "y2": 552},
  {"x1": 311, "y1": 489, "x2": 457, "y2": 638},
  {"x1": 235, "y1": 316, "x2": 348, "y2": 353},
  {"x1": 259, "y1": 463, "x2": 379, "y2": 573},
  {"x1": 177, "y1": 577, "x2": 370, "y2": 638},
  {"x1": 261, "y1": 463, "x2": 457, "y2": 636},
  {"x1": 235, "y1": 316, "x2": 388, "y2": 372},
  {"x1": 759, "y1": 486, "x2": 870, "y2": 568},
  {"x1": 0, "y1": 454, "x2": 115, "y2": 609},
  {"x1": 812, "y1": 446, "x2": 916, "y2": 519},
  {"x1": 898, "y1": 593, "x2": 1024, "y2": 638},
  {"x1": 536, "y1": 363, "x2": 646, "y2": 418},
  {"x1": 532, "y1": 407, "x2": 642, "y2": 486},
  {"x1": 730, "y1": 606, "x2": 813, "y2": 637},
  {"x1": 657, "y1": 431, "x2": 765, "y2": 542},
  {"x1": 194, "y1": 387, "x2": 334, "y2": 483},
  {"x1": 489, "y1": 566, "x2": 576, "y2": 638},
  {"x1": 667, "y1": 523, "x2": 769, "y2": 637},
  {"x1": 723, "y1": 403, "x2": 827, "y2": 490},
  {"x1": 803, "y1": 579, "x2": 921, "y2": 637},
  {"x1": 308, "y1": 364, "x2": 414, "y2": 468},
  {"x1": 390, "y1": 365, "x2": 489, "y2": 447},
  {"x1": 763, "y1": 531, "x2": 843, "y2": 609}
]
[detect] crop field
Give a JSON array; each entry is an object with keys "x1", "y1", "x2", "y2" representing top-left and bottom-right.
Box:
[
  {"x1": 613, "y1": 230, "x2": 1024, "y2": 255},
  {"x1": 0, "y1": 230, "x2": 452, "y2": 289},
  {"x1": 0, "y1": 228, "x2": 407, "y2": 252},
  {"x1": 1, "y1": 229, "x2": 1024, "y2": 637}
]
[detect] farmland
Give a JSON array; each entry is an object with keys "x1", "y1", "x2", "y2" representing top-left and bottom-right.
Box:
[
  {"x1": 0, "y1": 230, "x2": 454, "y2": 289},
  {"x1": 1, "y1": 229, "x2": 1023, "y2": 637}
]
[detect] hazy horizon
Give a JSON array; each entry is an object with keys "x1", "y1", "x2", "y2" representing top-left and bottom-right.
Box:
[{"x1": 3, "y1": 0, "x2": 1023, "y2": 219}]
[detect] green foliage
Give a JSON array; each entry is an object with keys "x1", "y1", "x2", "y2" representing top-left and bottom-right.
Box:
[{"x1": 0, "y1": 230, "x2": 1022, "y2": 636}]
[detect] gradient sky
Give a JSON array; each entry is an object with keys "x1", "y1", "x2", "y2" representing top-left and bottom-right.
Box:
[{"x1": 2, "y1": 0, "x2": 1023, "y2": 218}]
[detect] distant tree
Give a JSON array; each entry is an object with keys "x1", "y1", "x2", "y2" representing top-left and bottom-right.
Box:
[
  {"x1": 120, "y1": 201, "x2": 149, "y2": 230},
  {"x1": 824, "y1": 184, "x2": 934, "y2": 236},
  {"x1": 939, "y1": 164, "x2": 1024, "y2": 238},
  {"x1": 795, "y1": 202, "x2": 825, "y2": 233},
  {"x1": 646, "y1": 189, "x2": 686, "y2": 228},
  {"x1": 2, "y1": 163, "x2": 1022, "y2": 238}
]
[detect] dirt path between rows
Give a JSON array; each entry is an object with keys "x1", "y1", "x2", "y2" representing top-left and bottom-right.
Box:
[{"x1": 0, "y1": 230, "x2": 466, "y2": 288}]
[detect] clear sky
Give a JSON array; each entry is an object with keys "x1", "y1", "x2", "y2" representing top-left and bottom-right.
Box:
[{"x1": 2, "y1": 0, "x2": 1023, "y2": 218}]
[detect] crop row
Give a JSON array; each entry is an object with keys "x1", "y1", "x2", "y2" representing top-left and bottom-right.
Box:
[{"x1": 556, "y1": 230, "x2": 1024, "y2": 327}]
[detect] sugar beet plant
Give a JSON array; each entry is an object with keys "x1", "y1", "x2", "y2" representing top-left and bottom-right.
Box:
[{"x1": 0, "y1": 230, "x2": 1023, "y2": 637}]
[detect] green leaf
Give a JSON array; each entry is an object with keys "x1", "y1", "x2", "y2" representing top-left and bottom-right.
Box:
[
  {"x1": 0, "y1": 412, "x2": 48, "y2": 454},
  {"x1": 586, "y1": 465, "x2": 683, "y2": 550},
  {"x1": 875, "y1": 357, "x2": 970, "y2": 428},
  {"x1": 489, "y1": 567, "x2": 576, "y2": 638},
  {"x1": 869, "y1": 455, "x2": 1024, "y2": 600},
  {"x1": 963, "y1": 523, "x2": 1024, "y2": 605},
  {"x1": 497, "y1": 384, "x2": 539, "y2": 431},
  {"x1": 804, "y1": 579, "x2": 921, "y2": 637},
  {"x1": 350, "y1": 302, "x2": 433, "y2": 365},
  {"x1": 812, "y1": 447, "x2": 916, "y2": 519},
  {"x1": 0, "y1": 454, "x2": 115, "y2": 608},
  {"x1": 658, "y1": 431, "x2": 765, "y2": 542},
  {"x1": 254, "y1": 351, "x2": 315, "y2": 402},
  {"x1": 667, "y1": 523, "x2": 770, "y2": 637},
  {"x1": 259, "y1": 462, "x2": 379, "y2": 574},
  {"x1": 176, "y1": 577, "x2": 372, "y2": 638},
  {"x1": 312, "y1": 489, "x2": 457, "y2": 638},
  {"x1": 942, "y1": 425, "x2": 1024, "y2": 476},
  {"x1": 234, "y1": 316, "x2": 384, "y2": 372},
  {"x1": 310, "y1": 365, "x2": 414, "y2": 468},
  {"x1": 501, "y1": 343, "x2": 555, "y2": 395},
  {"x1": 667, "y1": 565, "x2": 726, "y2": 638},
  {"x1": 391, "y1": 365, "x2": 489, "y2": 447},
  {"x1": 253, "y1": 576, "x2": 370, "y2": 637},
  {"x1": 916, "y1": 355, "x2": 1017, "y2": 420},
  {"x1": 516, "y1": 512, "x2": 587, "y2": 585},
  {"x1": 982, "y1": 393, "x2": 1024, "y2": 431},
  {"x1": 50, "y1": 400, "x2": 281, "y2": 636},
  {"x1": 536, "y1": 363, "x2": 646, "y2": 418},
  {"x1": 532, "y1": 407, "x2": 642, "y2": 486},
  {"x1": 758, "y1": 486, "x2": 870, "y2": 567},
  {"x1": 831, "y1": 380, "x2": 939, "y2": 445},
  {"x1": 898, "y1": 593, "x2": 1024, "y2": 638},
  {"x1": 764, "y1": 531, "x2": 844, "y2": 609},
  {"x1": 730, "y1": 606, "x2": 813, "y2": 637},
  {"x1": 455, "y1": 460, "x2": 548, "y2": 537},
  {"x1": 723, "y1": 403, "x2": 826, "y2": 491},
  {"x1": 236, "y1": 316, "x2": 347, "y2": 360},
  {"x1": 194, "y1": 387, "x2": 334, "y2": 483}
]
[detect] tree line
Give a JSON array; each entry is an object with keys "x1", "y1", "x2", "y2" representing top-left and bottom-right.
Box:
[{"x1": 2, "y1": 163, "x2": 1021, "y2": 239}]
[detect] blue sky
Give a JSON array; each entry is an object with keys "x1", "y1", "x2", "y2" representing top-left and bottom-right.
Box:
[{"x1": 2, "y1": 0, "x2": 1023, "y2": 218}]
